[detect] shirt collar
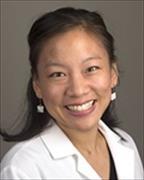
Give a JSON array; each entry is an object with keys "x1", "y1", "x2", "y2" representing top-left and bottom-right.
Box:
[{"x1": 40, "y1": 120, "x2": 121, "y2": 159}]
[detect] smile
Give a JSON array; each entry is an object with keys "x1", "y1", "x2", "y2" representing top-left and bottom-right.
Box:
[{"x1": 65, "y1": 100, "x2": 95, "y2": 112}]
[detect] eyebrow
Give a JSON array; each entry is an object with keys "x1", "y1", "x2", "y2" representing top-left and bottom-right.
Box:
[
  {"x1": 83, "y1": 56, "x2": 102, "y2": 63},
  {"x1": 44, "y1": 56, "x2": 102, "y2": 69},
  {"x1": 44, "y1": 61, "x2": 67, "y2": 69}
]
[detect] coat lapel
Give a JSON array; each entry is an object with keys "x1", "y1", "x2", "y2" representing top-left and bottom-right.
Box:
[
  {"x1": 99, "y1": 121, "x2": 135, "y2": 180},
  {"x1": 109, "y1": 139, "x2": 135, "y2": 179},
  {"x1": 76, "y1": 152, "x2": 101, "y2": 180}
]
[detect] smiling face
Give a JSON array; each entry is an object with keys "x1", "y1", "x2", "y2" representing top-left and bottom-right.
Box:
[{"x1": 33, "y1": 28, "x2": 118, "y2": 132}]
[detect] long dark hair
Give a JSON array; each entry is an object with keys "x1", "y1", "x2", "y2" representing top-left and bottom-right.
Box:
[{"x1": 0, "y1": 7, "x2": 119, "y2": 142}]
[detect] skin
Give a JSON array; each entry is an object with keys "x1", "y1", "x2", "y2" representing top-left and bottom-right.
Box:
[{"x1": 33, "y1": 28, "x2": 118, "y2": 179}]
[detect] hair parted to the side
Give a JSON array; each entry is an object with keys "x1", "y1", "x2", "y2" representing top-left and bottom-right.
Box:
[{"x1": 0, "y1": 7, "x2": 119, "y2": 141}]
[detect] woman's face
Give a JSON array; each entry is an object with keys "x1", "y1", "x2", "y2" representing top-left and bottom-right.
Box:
[{"x1": 33, "y1": 28, "x2": 118, "y2": 132}]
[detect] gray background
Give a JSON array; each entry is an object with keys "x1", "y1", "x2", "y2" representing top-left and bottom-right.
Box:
[{"x1": 0, "y1": 0, "x2": 143, "y2": 164}]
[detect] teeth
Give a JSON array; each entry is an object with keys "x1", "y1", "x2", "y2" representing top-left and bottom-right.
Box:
[{"x1": 67, "y1": 100, "x2": 94, "y2": 112}]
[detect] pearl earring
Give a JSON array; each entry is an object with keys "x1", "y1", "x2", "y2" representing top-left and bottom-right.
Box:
[
  {"x1": 37, "y1": 99, "x2": 44, "y2": 113},
  {"x1": 111, "y1": 92, "x2": 116, "y2": 101}
]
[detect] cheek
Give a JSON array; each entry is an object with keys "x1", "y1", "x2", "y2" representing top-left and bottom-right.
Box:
[
  {"x1": 91, "y1": 75, "x2": 112, "y2": 94},
  {"x1": 41, "y1": 84, "x2": 65, "y2": 107}
]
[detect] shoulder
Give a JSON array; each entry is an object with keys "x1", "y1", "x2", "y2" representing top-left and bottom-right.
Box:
[
  {"x1": 113, "y1": 127, "x2": 140, "y2": 149},
  {"x1": 114, "y1": 128, "x2": 135, "y2": 143},
  {"x1": 1, "y1": 134, "x2": 51, "y2": 179},
  {"x1": 113, "y1": 128, "x2": 143, "y2": 165},
  {"x1": 1, "y1": 135, "x2": 47, "y2": 170}
]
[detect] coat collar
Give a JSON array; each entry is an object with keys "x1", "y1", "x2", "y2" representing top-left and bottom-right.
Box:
[
  {"x1": 40, "y1": 120, "x2": 135, "y2": 179},
  {"x1": 40, "y1": 121, "x2": 78, "y2": 159}
]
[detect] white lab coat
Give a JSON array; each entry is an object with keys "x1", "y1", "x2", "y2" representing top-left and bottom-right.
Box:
[{"x1": 1, "y1": 120, "x2": 143, "y2": 180}]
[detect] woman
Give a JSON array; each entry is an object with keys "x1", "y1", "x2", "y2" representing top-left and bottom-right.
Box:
[{"x1": 1, "y1": 7, "x2": 143, "y2": 180}]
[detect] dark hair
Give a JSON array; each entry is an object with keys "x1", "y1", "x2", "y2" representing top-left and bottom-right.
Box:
[{"x1": 0, "y1": 7, "x2": 119, "y2": 142}]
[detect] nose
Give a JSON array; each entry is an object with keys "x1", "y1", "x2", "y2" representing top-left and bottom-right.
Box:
[{"x1": 66, "y1": 73, "x2": 89, "y2": 98}]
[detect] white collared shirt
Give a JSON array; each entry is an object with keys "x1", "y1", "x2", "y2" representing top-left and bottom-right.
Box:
[{"x1": 1, "y1": 120, "x2": 143, "y2": 179}]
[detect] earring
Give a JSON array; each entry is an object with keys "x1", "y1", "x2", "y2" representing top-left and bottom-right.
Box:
[
  {"x1": 37, "y1": 99, "x2": 44, "y2": 113},
  {"x1": 111, "y1": 92, "x2": 116, "y2": 101}
]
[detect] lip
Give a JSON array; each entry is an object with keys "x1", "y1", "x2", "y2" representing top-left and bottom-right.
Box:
[
  {"x1": 64, "y1": 99, "x2": 96, "y2": 117},
  {"x1": 65, "y1": 99, "x2": 95, "y2": 106}
]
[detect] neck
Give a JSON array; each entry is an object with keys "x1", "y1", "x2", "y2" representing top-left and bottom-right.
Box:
[{"x1": 60, "y1": 124, "x2": 104, "y2": 155}]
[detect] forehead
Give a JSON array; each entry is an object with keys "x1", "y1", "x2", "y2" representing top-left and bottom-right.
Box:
[{"x1": 39, "y1": 28, "x2": 109, "y2": 64}]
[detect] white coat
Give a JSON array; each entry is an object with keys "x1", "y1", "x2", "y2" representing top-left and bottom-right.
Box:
[{"x1": 1, "y1": 120, "x2": 143, "y2": 179}]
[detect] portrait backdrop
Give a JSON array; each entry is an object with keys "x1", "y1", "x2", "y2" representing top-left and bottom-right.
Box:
[{"x1": 1, "y1": 0, "x2": 143, "y2": 164}]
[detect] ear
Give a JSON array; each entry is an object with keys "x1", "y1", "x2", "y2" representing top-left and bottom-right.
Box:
[
  {"x1": 32, "y1": 77, "x2": 43, "y2": 99},
  {"x1": 111, "y1": 63, "x2": 119, "y2": 88}
]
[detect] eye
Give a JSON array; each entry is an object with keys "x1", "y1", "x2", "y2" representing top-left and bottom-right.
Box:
[
  {"x1": 49, "y1": 72, "x2": 66, "y2": 78},
  {"x1": 86, "y1": 66, "x2": 100, "y2": 73}
]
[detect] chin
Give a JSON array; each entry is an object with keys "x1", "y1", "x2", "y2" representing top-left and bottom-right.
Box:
[{"x1": 70, "y1": 118, "x2": 99, "y2": 132}]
